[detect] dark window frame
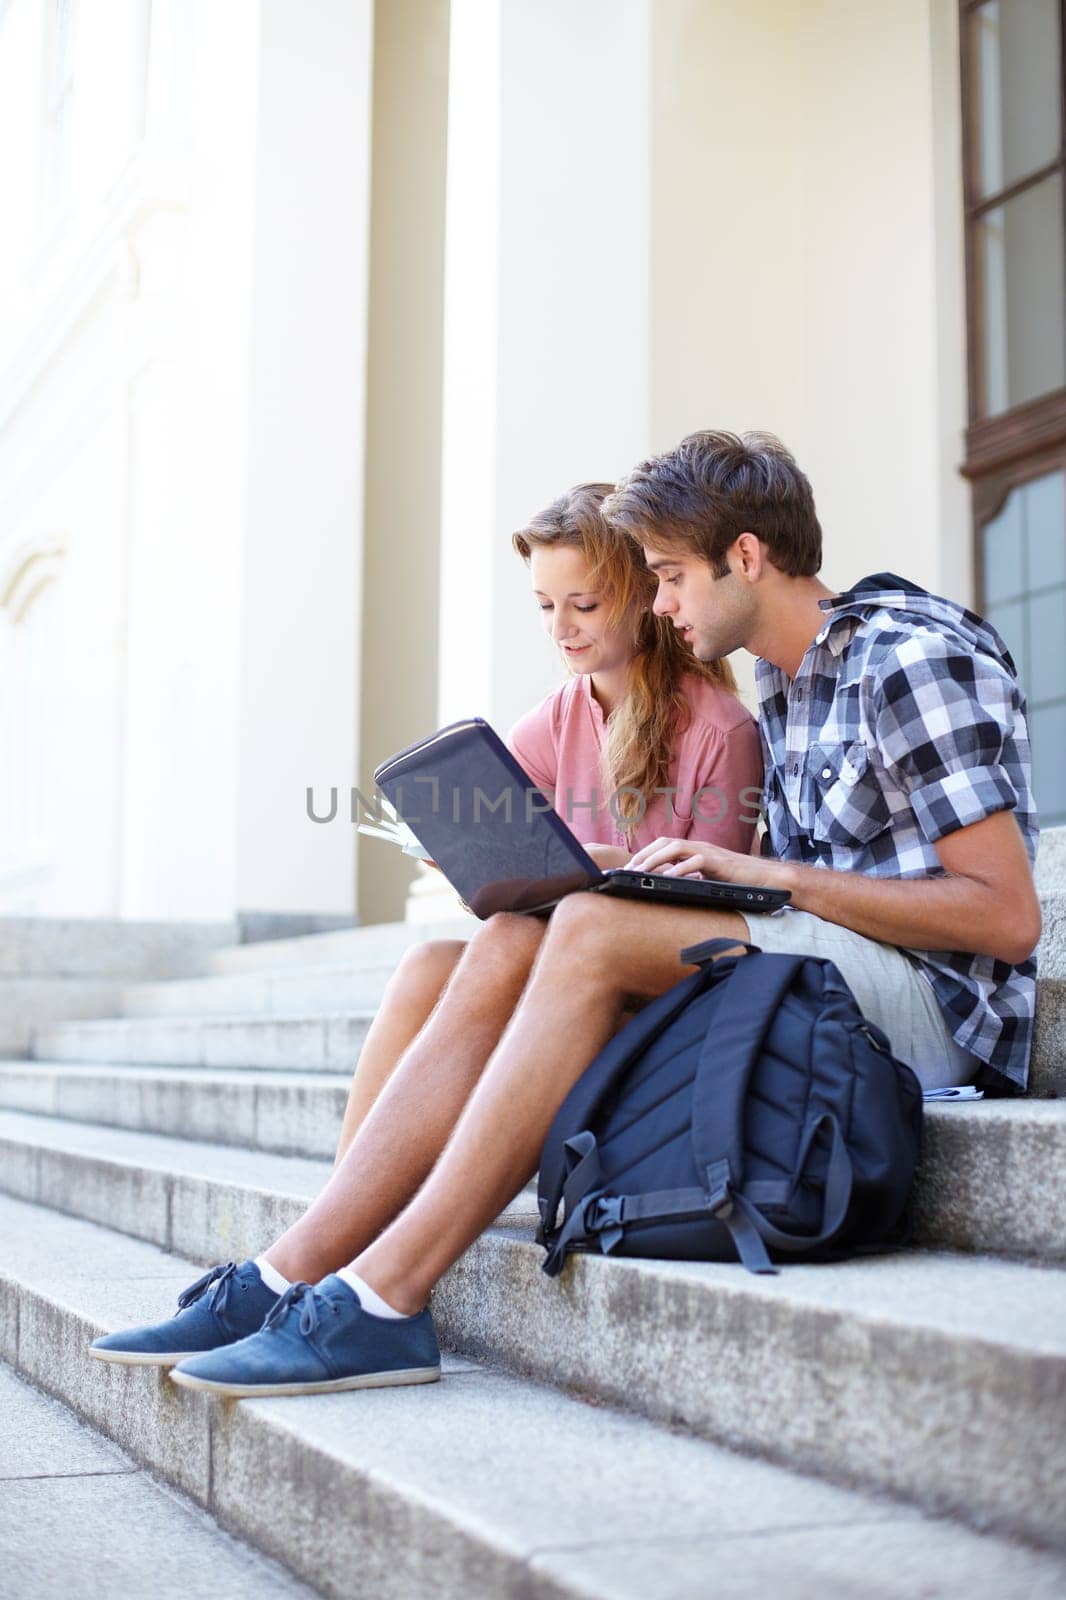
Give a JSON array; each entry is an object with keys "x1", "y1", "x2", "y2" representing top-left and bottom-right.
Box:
[
  {"x1": 959, "y1": 1, "x2": 1066, "y2": 826},
  {"x1": 959, "y1": 0, "x2": 1066, "y2": 495}
]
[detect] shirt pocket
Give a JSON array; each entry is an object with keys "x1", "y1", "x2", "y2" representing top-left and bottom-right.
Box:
[{"x1": 809, "y1": 741, "x2": 891, "y2": 847}]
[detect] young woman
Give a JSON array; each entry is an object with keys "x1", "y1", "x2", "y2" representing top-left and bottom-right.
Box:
[{"x1": 333, "y1": 482, "x2": 762, "y2": 1160}]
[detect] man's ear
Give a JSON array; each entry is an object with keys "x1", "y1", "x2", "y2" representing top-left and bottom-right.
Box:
[{"x1": 732, "y1": 532, "x2": 765, "y2": 581}]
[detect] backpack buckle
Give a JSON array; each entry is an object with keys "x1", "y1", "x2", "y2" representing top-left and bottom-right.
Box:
[
  {"x1": 584, "y1": 1193, "x2": 625, "y2": 1254},
  {"x1": 704, "y1": 1160, "x2": 734, "y2": 1217},
  {"x1": 585, "y1": 1194, "x2": 624, "y2": 1233}
]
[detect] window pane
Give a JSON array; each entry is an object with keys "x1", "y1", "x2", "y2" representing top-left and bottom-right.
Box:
[
  {"x1": 1028, "y1": 587, "x2": 1066, "y2": 704},
  {"x1": 982, "y1": 485, "x2": 1025, "y2": 603},
  {"x1": 985, "y1": 598, "x2": 1028, "y2": 682},
  {"x1": 980, "y1": 174, "x2": 1066, "y2": 416},
  {"x1": 975, "y1": 0, "x2": 1061, "y2": 199},
  {"x1": 1024, "y1": 471, "x2": 1066, "y2": 590},
  {"x1": 1030, "y1": 702, "x2": 1066, "y2": 826}
]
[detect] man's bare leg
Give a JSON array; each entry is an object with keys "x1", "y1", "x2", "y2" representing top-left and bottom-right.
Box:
[
  {"x1": 265, "y1": 913, "x2": 548, "y2": 1282},
  {"x1": 276, "y1": 893, "x2": 746, "y2": 1307},
  {"x1": 333, "y1": 940, "x2": 468, "y2": 1164}
]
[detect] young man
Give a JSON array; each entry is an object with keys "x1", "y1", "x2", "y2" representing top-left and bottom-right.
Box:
[{"x1": 90, "y1": 430, "x2": 1040, "y2": 1398}]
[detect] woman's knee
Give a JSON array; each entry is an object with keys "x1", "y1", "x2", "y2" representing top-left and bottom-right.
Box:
[{"x1": 385, "y1": 939, "x2": 467, "y2": 1009}]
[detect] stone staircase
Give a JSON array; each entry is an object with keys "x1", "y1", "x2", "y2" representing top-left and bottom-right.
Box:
[{"x1": 1, "y1": 851, "x2": 1065, "y2": 1599}]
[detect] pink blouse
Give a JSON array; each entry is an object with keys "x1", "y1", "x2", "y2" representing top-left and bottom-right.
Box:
[{"x1": 505, "y1": 673, "x2": 763, "y2": 855}]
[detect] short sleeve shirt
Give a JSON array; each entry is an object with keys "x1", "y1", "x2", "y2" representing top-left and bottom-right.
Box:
[
  {"x1": 505, "y1": 672, "x2": 763, "y2": 855},
  {"x1": 756, "y1": 574, "x2": 1038, "y2": 1090}
]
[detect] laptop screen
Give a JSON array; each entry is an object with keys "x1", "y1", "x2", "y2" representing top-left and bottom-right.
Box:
[{"x1": 374, "y1": 719, "x2": 601, "y2": 917}]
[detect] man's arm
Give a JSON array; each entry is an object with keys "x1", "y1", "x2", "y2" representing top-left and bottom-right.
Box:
[{"x1": 625, "y1": 808, "x2": 1041, "y2": 966}]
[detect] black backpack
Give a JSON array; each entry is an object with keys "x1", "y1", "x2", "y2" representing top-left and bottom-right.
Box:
[{"x1": 537, "y1": 939, "x2": 923, "y2": 1277}]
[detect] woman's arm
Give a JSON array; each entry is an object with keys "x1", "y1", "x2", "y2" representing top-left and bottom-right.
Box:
[
  {"x1": 680, "y1": 715, "x2": 764, "y2": 854},
  {"x1": 584, "y1": 843, "x2": 631, "y2": 871}
]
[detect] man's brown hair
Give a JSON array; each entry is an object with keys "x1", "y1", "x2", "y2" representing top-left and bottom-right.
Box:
[{"x1": 602, "y1": 430, "x2": 822, "y2": 578}]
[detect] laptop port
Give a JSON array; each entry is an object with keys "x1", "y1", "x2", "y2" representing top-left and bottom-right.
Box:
[{"x1": 641, "y1": 876, "x2": 656, "y2": 889}]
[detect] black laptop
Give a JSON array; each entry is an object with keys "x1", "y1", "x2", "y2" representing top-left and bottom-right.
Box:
[{"x1": 373, "y1": 718, "x2": 789, "y2": 920}]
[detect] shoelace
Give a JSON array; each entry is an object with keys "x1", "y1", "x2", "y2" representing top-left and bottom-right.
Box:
[
  {"x1": 176, "y1": 1261, "x2": 239, "y2": 1318},
  {"x1": 263, "y1": 1281, "x2": 330, "y2": 1338}
]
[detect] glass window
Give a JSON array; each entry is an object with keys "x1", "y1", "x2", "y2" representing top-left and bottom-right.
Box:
[
  {"x1": 1026, "y1": 471, "x2": 1066, "y2": 588},
  {"x1": 981, "y1": 469, "x2": 1066, "y2": 824},
  {"x1": 1028, "y1": 587, "x2": 1066, "y2": 703},
  {"x1": 1030, "y1": 704, "x2": 1066, "y2": 827},
  {"x1": 964, "y1": 0, "x2": 1066, "y2": 420},
  {"x1": 963, "y1": 4, "x2": 1066, "y2": 823},
  {"x1": 984, "y1": 597, "x2": 1028, "y2": 681},
  {"x1": 975, "y1": 0, "x2": 1061, "y2": 198},
  {"x1": 982, "y1": 481, "x2": 1024, "y2": 603},
  {"x1": 979, "y1": 174, "x2": 1066, "y2": 415}
]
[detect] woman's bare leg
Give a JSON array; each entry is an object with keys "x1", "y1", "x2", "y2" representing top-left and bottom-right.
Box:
[
  {"x1": 266, "y1": 912, "x2": 548, "y2": 1282},
  {"x1": 353, "y1": 892, "x2": 747, "y2": 1311},
  {"x1": 333, "y1": 940, "x2": 467, "y2": 1165}
]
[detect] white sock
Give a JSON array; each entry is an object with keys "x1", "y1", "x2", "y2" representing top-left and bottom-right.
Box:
[
  {"x1": 255, "y1": 1255, "x2": 292, "y2": 1296},
  {"x1": 336, "y1": 1267, "x2": 406, "y2": 1319}
]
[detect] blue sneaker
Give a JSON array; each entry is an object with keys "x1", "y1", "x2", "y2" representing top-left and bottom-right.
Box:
[
  {"x1": 169, "y1": 1276, "x2": 441, "y2": 1397},
  {"x1": 89, "y1": 1260, "x2": 279, "y2": 1367}
]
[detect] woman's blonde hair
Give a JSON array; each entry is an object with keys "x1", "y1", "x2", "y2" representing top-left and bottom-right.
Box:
[{"x1": 512, "y1": 482, "x2": 738, "y2": 837}]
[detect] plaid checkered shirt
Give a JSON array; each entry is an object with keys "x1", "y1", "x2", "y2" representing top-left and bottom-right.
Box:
[{"x1": 756, "y1": 573, "x2": 1038, "y2": 1091}]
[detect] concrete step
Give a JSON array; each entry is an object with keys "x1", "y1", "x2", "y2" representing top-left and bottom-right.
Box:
[
  {"x1": 0, "y1": 1113, "x2": 1063, "y2": 1547},
  {"x1": 0, "y1": 916, "x2": 238, "y2": 978},
  {"x1": 1035, "y1": 824, "x2": 1066, "y2": 892},
  {"x1": 26, "y1": 981, "x2": 1066, "y2": 1095},
  {"x1": 3, "y1": 1195, "x2": 1065, "y2": 1599},
  {"x1": 0, "y1": 1063, "x2": 350, "y2": 1158},
  {"x1": 30, "y1": 1012, "x2": 375, "y2": 1070},
  {"x1": 0, "y1": 977, "x2": 124, "y2": 1058},
  {"x1": 206, "y1": 915, "x2": 476, "y2": 977},
  {"x1": 1037, "y1": 888, "x2": 1066, "y2": 980},
  {"x1": 0, "y1": 1111, "x2": 539, "y2": 1249},
  {"x1": 911, "y1": 1099, "x2": 1066, "y2": 1256},
  {"x1": 0, "y1": 1361, "x2": 313, "y2": 1600},
  {"x1": 202, "y1": 898, "x2": 1066, "y2": 994},
  {"x1": 1033, "y1": 977, "x2": 1066, "y2": 1095},
  {"x1": 1, "y1": 1072, "x2": 1064, "y2": 1254},
  {"x1": 118, "y1": 960, "x2": 400, "y2": 1019}
]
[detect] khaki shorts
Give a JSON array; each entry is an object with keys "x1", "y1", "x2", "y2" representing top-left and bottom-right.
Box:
[{"x1": 740, "y1": 908, "x2": 978, "y2": 1092}]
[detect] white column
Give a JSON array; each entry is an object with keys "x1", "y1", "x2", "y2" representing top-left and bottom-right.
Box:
[
  {"x1": 437, "y1": 0, "x2": 654, "y2": 735},
  {"x1": 235, "y1": 0, "x2": 374, "y2": 919},
  {"x1": 119, "y1": 0, "x2": 260, "y2": 919}
]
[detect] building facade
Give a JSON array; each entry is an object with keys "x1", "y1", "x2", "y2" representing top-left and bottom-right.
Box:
[{"x1": 0, "y1": 0, "x2": 1061, "y2": 928}]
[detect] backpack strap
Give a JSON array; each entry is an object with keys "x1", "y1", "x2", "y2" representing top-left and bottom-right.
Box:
[
  {"x1": 728, "y1": 1112, "x2": 853, "y2": 1256},
  {"x1": 679, "y1": 936, "x2": 762, "y2": 965},
  {"x1": 537, "y1": 963, "x2": 715, "y2": 1243},
  {"x1": 688, "y1": 953, "x2": 856, "y2": 1268},
  {"x1": 584, "y1": 954, "x2": 855, "y2": 1274},
  {"x1": 540, "y1": 1131, "x2": 605, "y2": 1276},
  {"x1": 689, "y1": 948, "x2": 806, "y2": 1190}
]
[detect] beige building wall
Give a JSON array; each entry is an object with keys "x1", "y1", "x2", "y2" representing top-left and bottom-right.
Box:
[
  {"x1": 408, "y1": 0, "x2": 975, "y2": 923},
  {"x1": 358, "y1": 0, "x2": 451, "y2": 929},
  {"x1": 650, "y1": 0, "x2": 970, "y2": 705}
]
